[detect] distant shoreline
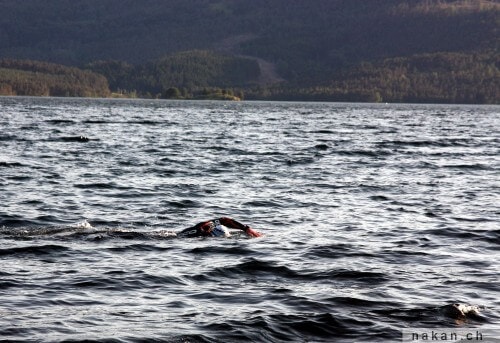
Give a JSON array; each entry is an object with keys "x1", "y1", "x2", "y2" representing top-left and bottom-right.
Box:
[
  {"x1": 1, "y1": 94, "x2": 498, "y2": 106},
  {"x1": 1, "y1": 1, "x2": 498, "y2": 105}
]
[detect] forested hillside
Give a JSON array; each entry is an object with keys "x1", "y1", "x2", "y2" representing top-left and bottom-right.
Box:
[
  {"x1": 88, "y1": 51, "x2": 259, "y2": 96},
  {"x1": 0, "y1": 0, "x2": 498, "y2": 103},
  {"x1": 0, "y1": 60, "x2": 110, "y2": 97},
  {"x1": 245, "y1": 52, "x2": 499, "y2": 104}
]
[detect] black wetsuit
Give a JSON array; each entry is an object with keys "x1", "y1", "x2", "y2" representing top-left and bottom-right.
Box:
[{"x1": 177, "y1": 217, "x2": 250, "y2": 238}]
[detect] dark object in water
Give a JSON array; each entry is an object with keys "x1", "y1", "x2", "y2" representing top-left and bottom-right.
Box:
[
  {"x1": 60, "y1": 136, "x2": 90, "y2": 142},
  {"x1": 440, "y1": 303, "x2": 481, "y2": 319}
]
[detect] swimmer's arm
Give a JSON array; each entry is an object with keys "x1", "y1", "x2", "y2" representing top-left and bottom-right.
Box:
[{"x1": 219, "y1": 217, "x2": 263, "y2": 237}]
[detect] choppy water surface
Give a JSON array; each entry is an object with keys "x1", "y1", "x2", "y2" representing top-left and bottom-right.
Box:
[{"x1": 0, "y1": 97, "x2": 499, "y2": 342}]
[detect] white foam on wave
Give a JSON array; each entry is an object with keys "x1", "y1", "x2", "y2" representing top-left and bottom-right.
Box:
[
  {"x1": 441, "y1": 303, "x2": 482, "y2": 319},
  {"x1": 153, "y1": 230, "x2": 178, "y2": 237},
  {"x1": 74, "y1": 220, "x2": 93, "y2": 229}
]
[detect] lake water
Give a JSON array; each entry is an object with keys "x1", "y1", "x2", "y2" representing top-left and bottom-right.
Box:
[{"x1": 0, "y1": 97, "x2": 499, "y2": 342}]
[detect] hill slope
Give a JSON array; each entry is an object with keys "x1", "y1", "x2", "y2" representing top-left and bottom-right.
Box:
[
  {"x1": 0, "y1": 59, "x2": 110, "y2": 97},
  {"x1": 0, "y1": 0, "x2": 498, "y2": 103}
]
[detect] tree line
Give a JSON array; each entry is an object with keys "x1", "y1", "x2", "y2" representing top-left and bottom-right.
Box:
[
  {"x1": 0, "y1": 50, "x2": 498, "y2": 104},
  {"x1": 86, "y1": 50, "x2": 258, "y2": 99},
  {"x1": 0, "y1": 59, "x2": 110, "y2": 97},
  {"x1": 0, "y1": 0, "x2": 498, "y2": 103},
  {"x1": 244, "y1": 51, "x2": 499, "y2": 104}
]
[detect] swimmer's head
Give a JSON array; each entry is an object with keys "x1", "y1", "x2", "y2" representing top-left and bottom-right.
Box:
[{"x1": 211, "y1": 224, "x2": 231, "y2": 238}]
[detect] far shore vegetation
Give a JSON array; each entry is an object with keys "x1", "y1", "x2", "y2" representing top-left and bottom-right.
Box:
[
  {"x1": 0, "y1": 0, "x2": 498, "y2": 104},
  {"x1": 0, "y1": 50, "x2": 498, "y2": 104}
]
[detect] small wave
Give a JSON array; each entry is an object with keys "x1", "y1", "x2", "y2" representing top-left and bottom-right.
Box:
[
  {"x1": 82, "y1": 119, "x2": 114, "y2": 124},
  {"x1": 451, "y1": 216, "x2": 496, "y2": 223},
  {"x1": 147, "y1": 167, "x2": 179, "y2": 176},
  {"x1": 106, "y1": 243, "x2": 174, "y2": 253},
  {"x1": 443, "y1": 279, "x2": 499, "y2": 292},
  {"x1": 68, "y1": 272, "x2": 187, "y2": 291},
  {"x1": 328, "y1": 296, "x2": 399, "y2": 309},
  {"x1": 7, "y1": 175, "x2": 32, "y2": 182},
  {"x1": 45, "y1": 119, "x2": 75, "y2": 124},
  {"x1": 379, "y1": 138, "x2": 475, "y2": 148},
  {"x1": 141, "y1": 273, "x2": 188, "y2": 287},
  {"x1": 312, "y1": 129, "x2": 335, "y2": 134},
  {"x1": 313, "y1": 143, "x2": 329, "y2": 151},
  {"x1": 0, "y1": 244, "x2": 70, "y2": 257},
  {"x1": 370, "y1": 195, "x2": 391, "y2": 201},
  {"x1": 305, "y1": 244, "x2": 377, "y2": 259},
  {"x1": 197, "y1": 259, "x2": 388, "y2": 284},
  {"x1": 0, "y1": 215, "x2": 56, "y2": 228},
  {"x1": 163, "y1": 199, "x2": 203, "y2": 209},
  {"x1": 425, "y1": 227, "x2": 498, "y2": 243},
  {"x1": 211, "y1": 312, "x2": 392, "y2": 342},
  {"x1": 197, "y1": 259, "x2": 300, "y2": 281},
  {"x1": 328, "y1": 269, "x2": 388, "y2": 283},
  {"x1": 74, "y1": 182, "x2": 117, "y2": 189},
  {"x1": 206, "y1": 145, "x2": 251, "y2": 155},
  {"x1": 128, "y1": 120, "x2": 163, "y2": 125},
  {"x1": 0, "y1": 134, "x2": 20, "y2": 141},
  {"x1": 0, "y1": 161, "x2": 24, "y2": 168},
  {"x1": 243, "y1": 200, "x2": 285, "y2": 208},
  {"x1": 252, "y1": 313, "x2": 346, "y2": 340},
  {"x1": 69, "y1": 278, "x2": 119, "y2": 290},
  {"x1": 334, "y1": 149, "x2": 392, "y2": 157},
  {"x1": 189, "y1": 245, "x2": 256, "y2": 256},
  {"x1": 0, "y1": 280, "x2": 20, "y2": 290},
  {"x1": 285, "y1": 156, "x2": 316, "y2": 166},
  {"x1": 381, "y1": 249, "x2": 429, "y2": 258},
  {"x1": 100, "y1": 230, "x2": 151, "y2": 240},
  {"x1": 443, "y1": 164, "x2": 493, "y2": 171},
  {"x1": 53, "y1": 135, "x2": 92, "y2": 142}
]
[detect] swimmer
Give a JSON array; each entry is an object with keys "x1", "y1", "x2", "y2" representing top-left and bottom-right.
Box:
[
  {"x1": 440, "y1": 303, "x2": 481, "y2": 319},
  {"x1": 176, "y1": 217, "x2": 263, "y2": 238}
]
